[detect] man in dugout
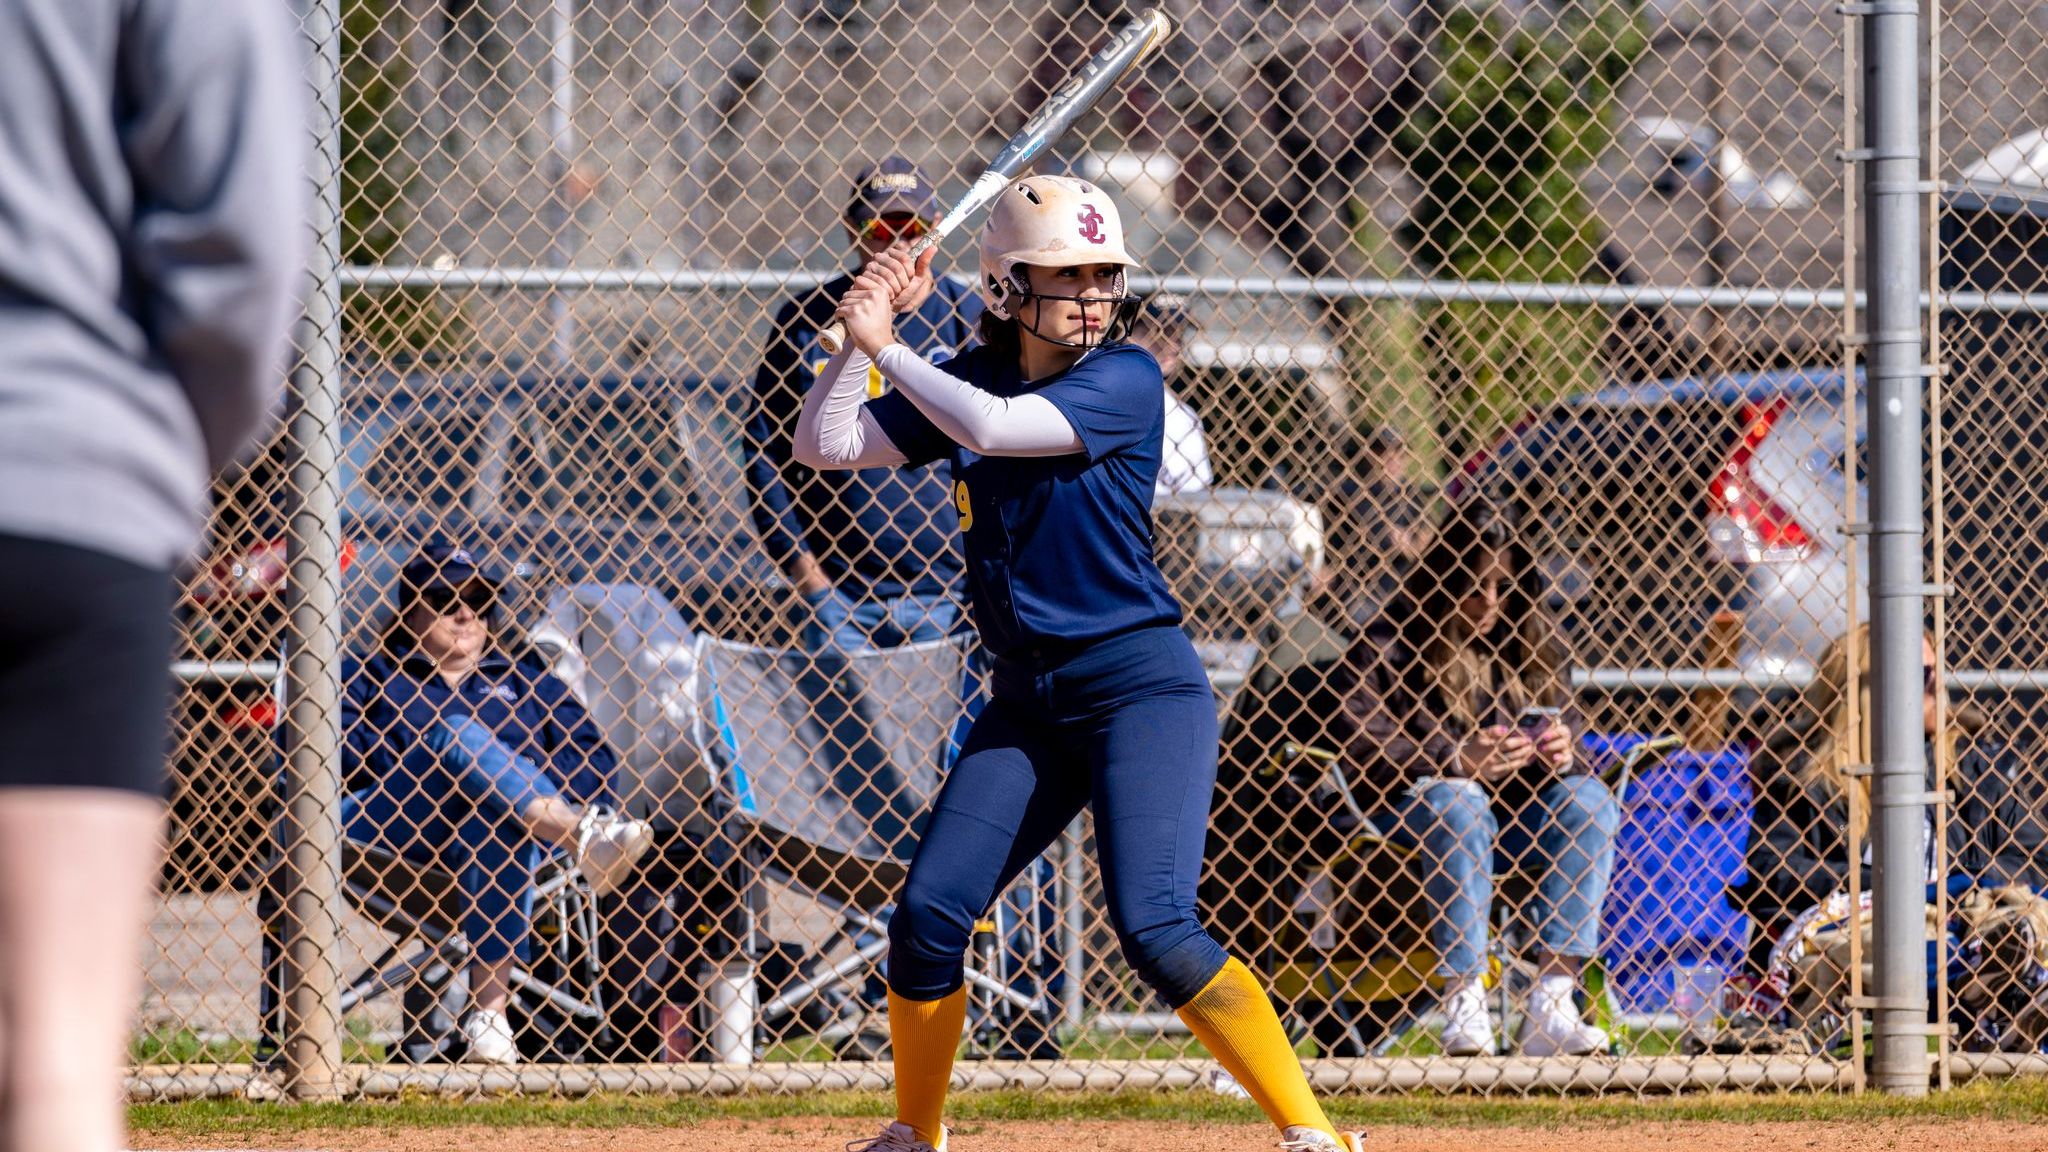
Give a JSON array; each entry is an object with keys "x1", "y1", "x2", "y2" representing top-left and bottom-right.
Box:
[{"x1": 745, "y1": 155, "x2": 983, "y2": 655}]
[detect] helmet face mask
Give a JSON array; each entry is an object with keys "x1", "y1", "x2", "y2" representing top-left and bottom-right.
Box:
[
  {"x1": 1007, "y1": 267, "x2": 1143, "y2": 350},
  {"x1": 979, "y1": 175, "x2": 1141, "y2": 349}
]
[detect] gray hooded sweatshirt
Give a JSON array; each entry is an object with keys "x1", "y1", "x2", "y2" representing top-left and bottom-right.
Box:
[{"x1": 0, "y1": 0, "x2": 307, "y2": 570}]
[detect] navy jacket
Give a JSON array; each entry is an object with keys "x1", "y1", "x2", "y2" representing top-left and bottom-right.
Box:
[
  {"x1": 340, "y1": 648, "x2": 617, "y2": 807},
  {"x1": 745, "y1": 271, "x2": 980, "y2": 601}
]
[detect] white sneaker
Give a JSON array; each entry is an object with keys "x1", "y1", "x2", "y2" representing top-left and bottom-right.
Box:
[
  {"x1": 573, "y1": 807, "x2": 653, "y2": 896},
  {"x1": 1278, "y1": 1127, "x2": 1366, "y2": 1152},
  {"x1": 1438, "y1": 978, "x2": 1496, "y2": 1056},
  {"x1": 846, "y1": 1121, "x2": 946, "y2": 1152},
  {"x1": 462, "y1": 1008, "x2": 519, "y2": 1064},
  {"x1": 1207, "y1": 1068, "x2": 1253, "y2": 1100},
  {"x1": 1515, "y1": 977, "x2": 1611, "y2": 1057}
]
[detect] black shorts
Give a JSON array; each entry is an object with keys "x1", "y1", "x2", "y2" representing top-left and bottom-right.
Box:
[{"x1": 0, "y1": 533, "x2": 174, "y2": 796}]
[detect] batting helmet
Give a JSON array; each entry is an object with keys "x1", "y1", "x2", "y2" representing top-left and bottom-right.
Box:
[{"x1": 977, "y1": 175, "x2": 1137, "y2": 322}]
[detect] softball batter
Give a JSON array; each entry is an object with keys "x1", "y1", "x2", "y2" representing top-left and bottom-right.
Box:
[{"x1": 794, "y1": 174, "x2": 1363, "y2": 1152}]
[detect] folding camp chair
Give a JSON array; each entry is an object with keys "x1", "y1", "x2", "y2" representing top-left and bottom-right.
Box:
[
  {"x1": 1247, "y1": 735, "x2": 1681, "y2": 1056},
  {"x1": 258, "y1": 831, "x2": 609, "y2": 1062},
  {"x1": 692, "y1": 632, "x2": 1063, "y2": 1058}
]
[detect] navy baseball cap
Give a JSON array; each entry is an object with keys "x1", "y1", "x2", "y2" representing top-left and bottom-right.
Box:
[
  {"x1": 398, "y1": 541, "x2": 502, "y2": 602},
  {"x1": 846, "y1": 156, "x2": 940, "y2": 224}
]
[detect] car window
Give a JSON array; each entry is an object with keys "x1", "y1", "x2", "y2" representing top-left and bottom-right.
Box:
[
  {"x1": 506, "y1": 395, "x2": 697, "y2": 526},
  {"x1": 360, "y1": 408, "x2": 486, "y2": 512}
]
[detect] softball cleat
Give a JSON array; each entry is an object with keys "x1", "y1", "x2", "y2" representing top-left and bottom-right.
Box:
[{"x1": 846, "y1": 1121, "x2": 947, "y2": 1152}]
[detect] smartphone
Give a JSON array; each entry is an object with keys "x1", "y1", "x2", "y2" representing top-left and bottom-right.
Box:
[{"x1": 1515, "y1": 705, "x2": 1563, "y2": 735}]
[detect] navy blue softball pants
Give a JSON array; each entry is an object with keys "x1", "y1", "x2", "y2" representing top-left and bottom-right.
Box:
[{"x1": 886, "y1": 625, "x2": 1229, "y2": 1008}]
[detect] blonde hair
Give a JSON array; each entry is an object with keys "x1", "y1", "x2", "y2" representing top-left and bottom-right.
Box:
[
  {"x1": 1800, "y1": 624, "x2": 1973, "y2": 830},
  {"x1": 1421, "y1": 616, "x2": 1566, "y2": 732}
]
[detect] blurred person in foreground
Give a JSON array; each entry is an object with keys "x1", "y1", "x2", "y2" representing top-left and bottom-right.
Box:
[
  {"x1": 332, "y1": 543, "x2": 651, "y2": 1064},
  {"x1": 1329, "y1": 506, "x2": 1619, "y2": 1056},
  {"x1": 745, "y1": 156, "x2": 982, "y2": 654},
  {"x1": 0, "y1": 3, "x2": 305, "y2": 1149},
  {"x1": 1732, "y1": 624, "x2": 2048, "y2": 969},
  {"x1": 1124, "y1": 292, "x2": 1213, "y2": 498}
]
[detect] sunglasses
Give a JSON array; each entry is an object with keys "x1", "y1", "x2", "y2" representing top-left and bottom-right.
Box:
[
  {"x1": 420, "y1": 585, "x2": 495, "y2": 616},
  {"x1": 857, "y1": 214, "x2": 930, "y2": 245}
]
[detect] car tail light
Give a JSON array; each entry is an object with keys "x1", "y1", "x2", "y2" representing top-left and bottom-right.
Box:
[
  {"x1": 1708, "y1": 399, "x2": 1814, "y2": 563},
  {"x1": 219, "y1": 696, "x2": 280, "y2": 731},
  {"x1": 194, "y1": 537, "x2": 357, "y2": 602}
]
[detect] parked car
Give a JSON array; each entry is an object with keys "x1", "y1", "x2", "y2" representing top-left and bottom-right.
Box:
[
  {"x1": 1452, "y1": 354, "x2": 2046, "y2": 696},
  {"x1": 1449, "y1": 367, "x2": 1855, "y2": 682},
  {"x1": 1445, "y1": 176, "x2": 2048, "y2": 703}
]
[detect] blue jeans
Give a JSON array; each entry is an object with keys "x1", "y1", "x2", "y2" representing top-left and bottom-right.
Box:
[
  {"x1": 1373, "y1": 774, "x2": 1621, "y2": 979},
  {"x1": 343, "y1": 716, "x2": 567, "y2": 965},
  {"x1": 798, "y1": 586, "x2": 963, "y2": 654}
]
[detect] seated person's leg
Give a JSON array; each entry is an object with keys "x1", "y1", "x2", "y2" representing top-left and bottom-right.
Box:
[
  {"x1": 1379, "y1": 777, "x2": 1498, "y2": 1055},
  {"x1": 421, "y1": 714, "x2": 648, "y2": 893},
  {"x1": 423, "y1": 714, "x2": 571, "y2": 830},
  {"x1": 424, "y1": 813, "x2": 544, "y2": 1064},
  {"x1": 1382, "y1": 778, "x2": 1498, "y2": 980},
  {"x1": 1511, "y1": 773, "x2": 1621, "y2": 968},
  {"x1": 455, "y1": 813, "x2": 541, "y2": 1018},
  {"x1": 1499, "y1": 772, "x2": 1621, "y2": 1056}
]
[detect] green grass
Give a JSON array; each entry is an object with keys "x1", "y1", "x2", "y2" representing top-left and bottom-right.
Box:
[
  {"x1": 130, "y1": 1078, "x2": 2048, "y2": 1140},
  {"x1": 116, "y1": 1023, "x2": 1717, "y2": 1070},
  {"x1": 1059, "y1": 1030, "x2": 1207, "y2": 1061},
  {"x1": 131, "y1": 1028, "x2": 258, "y2": 1066},
  {"x1": 132, "y1": 1020, "x2": 384, "y2": 1066}
]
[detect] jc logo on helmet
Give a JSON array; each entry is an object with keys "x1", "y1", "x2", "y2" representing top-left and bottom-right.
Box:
[{"x1": 1076, "y1": 204, "x2": 1107, "y2": 245}]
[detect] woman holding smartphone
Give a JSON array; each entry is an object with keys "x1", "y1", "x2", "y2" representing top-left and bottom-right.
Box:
[{"x1": 1327, "y1": 506, "x2": 1619, "y2": 1056}]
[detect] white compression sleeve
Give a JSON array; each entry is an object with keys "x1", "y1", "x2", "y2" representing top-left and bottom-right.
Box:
[
  {"x1": 874, "y1": 343, "x2": 1083, "y2": 457},
  {"x1": 791, "y1": 342, "x2": 907, "y2": 468}
]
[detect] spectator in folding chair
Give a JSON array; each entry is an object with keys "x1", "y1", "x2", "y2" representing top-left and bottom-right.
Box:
[
  {"x1": 1732, "y1": 624, "x2": 2048, "y2": 974},
  {"x1": 330, "y1": 542, "x2": 653, "y2": 1063},
  {"x1": 1331, "y1": 505, "x2": 1620, "y2": 1057}
]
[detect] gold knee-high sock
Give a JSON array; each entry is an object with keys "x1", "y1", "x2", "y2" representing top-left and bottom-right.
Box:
[
  {"x1": 1175, "y1": 957, "x2": 1336, "y2": 1138},
  {"x1": 888, "y1": 988, "x2": 967, "y2": 1146}
]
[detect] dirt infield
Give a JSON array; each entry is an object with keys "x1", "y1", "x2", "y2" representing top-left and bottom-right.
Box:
[{"x1": 130, "y1": 1115, "x2": 2048, "y2": 1152}]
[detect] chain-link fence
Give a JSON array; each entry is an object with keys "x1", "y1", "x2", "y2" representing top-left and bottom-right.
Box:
[{"x1": 138, "y1": 0, "x2": 2048, "y2": 1101}]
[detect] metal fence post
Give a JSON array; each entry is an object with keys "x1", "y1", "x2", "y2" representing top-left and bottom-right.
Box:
[
  {"x1": 1061, "y1": 819, "x2": 1086, "y2": 1030},
  {"x1": 1861, "y1": 0, "x2": 1931, "y2": 1098},
  {"x1": 277, "y1": 0, "x2": 348, "y2": 1102}
]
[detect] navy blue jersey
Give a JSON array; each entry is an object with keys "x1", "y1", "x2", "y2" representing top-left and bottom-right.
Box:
[
  {"x1": 868, "y1": 341, "x2": 1184, "y2": 660},
  {"x1": 745, "y1": 272, "x2": 982, "y2": 601}
]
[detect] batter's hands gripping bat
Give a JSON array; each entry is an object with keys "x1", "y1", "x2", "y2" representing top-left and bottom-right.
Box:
[{"x1": 816, "y1": 7, "x2": 1173, "y2": 355}]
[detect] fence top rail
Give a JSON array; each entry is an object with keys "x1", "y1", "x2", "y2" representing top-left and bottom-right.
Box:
[
  {"x1": 337, "y1": 264, "x2": 2048, "y2": 315},
  {"x1": 171, "y1": 659, "x2": 2046, "y2": 693},
  {"x1": 1570, "y1": 667, "x2": 2048, "y2": 691}
]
